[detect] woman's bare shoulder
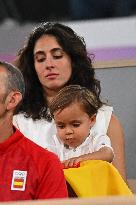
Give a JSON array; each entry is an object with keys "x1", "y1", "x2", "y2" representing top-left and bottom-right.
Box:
[{"x1": 108, "y1": 114, "x2": 124, "y2": 136}]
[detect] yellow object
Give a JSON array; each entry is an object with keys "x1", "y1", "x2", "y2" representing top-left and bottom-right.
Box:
[{"x1": 64, "y1": 160, "x2": 132, "y2": 197}]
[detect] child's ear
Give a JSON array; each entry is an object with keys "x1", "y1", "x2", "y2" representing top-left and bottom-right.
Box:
[
  {"x1": 5, "y1": 91, "x2": 22, "y2": 111},
  {"x1": 89, "y1": 114, "x2": 96, "y2": 127}
]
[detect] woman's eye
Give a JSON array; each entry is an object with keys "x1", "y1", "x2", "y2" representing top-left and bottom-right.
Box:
[
  {"x1": 34, "y1": 54, "x2": 46, "y2": 62},
  {"x1": 36, "y1": 58, "x2": 45, "y2": 62},
  {"x1": 53, "y1": 55, "x2": 63, "y2": 59},
  {"x1": 53, "y1": 50, "x2": 63, "y2": 59}
]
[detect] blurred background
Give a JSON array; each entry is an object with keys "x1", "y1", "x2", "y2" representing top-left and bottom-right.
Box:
[
  {"x1": 0, "y1": 0, "x2": 136, "y2": 23},
  {"x1": 0, "y1": 0, "x2": 136, "y2": 179}
]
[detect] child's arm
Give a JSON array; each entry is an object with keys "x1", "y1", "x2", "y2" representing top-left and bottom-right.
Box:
[{"x1": 62, "y1": 146, "x2": 114, "y2": 168}]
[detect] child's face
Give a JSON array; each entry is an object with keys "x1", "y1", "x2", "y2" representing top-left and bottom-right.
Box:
[{"x1": 54, "y1": 102, "x2": 96, "y2": 148}]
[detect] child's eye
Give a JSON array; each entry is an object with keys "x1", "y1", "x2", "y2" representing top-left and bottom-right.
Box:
[
  {"x1": 57, "y1": 124, "x2": 65, "y2": 129},
  {"x1": 73, "y1": 123, "x2": 80, "y2": 127}
]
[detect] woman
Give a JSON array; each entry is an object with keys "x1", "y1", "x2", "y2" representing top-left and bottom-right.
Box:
[{"x1": 13, "y1": 22, "x2": 126, "y2": 181}]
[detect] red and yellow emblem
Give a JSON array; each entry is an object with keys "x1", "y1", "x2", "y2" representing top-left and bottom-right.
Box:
[
  {"x1": 13, "y1": 178, "x2": 24, "y2": 189},
  {"x1": 11, "y1": 170, "x2": 27, "y2": 191}
]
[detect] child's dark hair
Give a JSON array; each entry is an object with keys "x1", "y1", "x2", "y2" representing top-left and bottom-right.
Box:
[{"x1": 50, "y1": 85, "x2": 102, "y2": 117}]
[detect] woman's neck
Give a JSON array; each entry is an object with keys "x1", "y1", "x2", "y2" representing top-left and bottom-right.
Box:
[{"x1": 43, "y1": 87, "x2": 60, "y2": 105}]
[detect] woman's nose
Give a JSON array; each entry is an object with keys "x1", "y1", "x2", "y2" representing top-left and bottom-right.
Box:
[{"x1": 45, "y1": 57, "x2": 54, "y2": 69}]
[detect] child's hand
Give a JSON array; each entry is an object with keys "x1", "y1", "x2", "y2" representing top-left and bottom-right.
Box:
[{"x1": 62, "y1": 157, "x2": 81, "y2": 169}]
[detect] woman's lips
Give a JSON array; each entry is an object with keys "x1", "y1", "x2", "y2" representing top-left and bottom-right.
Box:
[{"x1": 46, "y1": 73, "x2": 59, "y2": 79}]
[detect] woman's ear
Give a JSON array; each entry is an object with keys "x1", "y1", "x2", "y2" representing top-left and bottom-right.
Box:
[
  {"x1": 89, "y1": 114, "x2": 96, "y2": 127},
  {"x1": 5, "y1": 91, "x2": 22, "y2": 111}
]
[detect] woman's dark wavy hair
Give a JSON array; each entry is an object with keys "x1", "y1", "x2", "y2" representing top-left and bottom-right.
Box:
[{"x1": 14, "y1": 22, "x2": 102, "y2": 120}]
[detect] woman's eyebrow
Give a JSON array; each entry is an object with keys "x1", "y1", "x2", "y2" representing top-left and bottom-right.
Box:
[
  {"x1": 51, "y1": 48, "x2": 63, "y2": 53},
  {"x1": 34, "y1": 50, "x2": 45, "y2": 56},
  {"x1": 34, "y1": 48, "x2": 63, "y2": 56}
]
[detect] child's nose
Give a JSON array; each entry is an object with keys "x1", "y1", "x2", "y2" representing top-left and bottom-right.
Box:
[{"x1": 65, "y1": 127, "x2": 74, "y2": 135}]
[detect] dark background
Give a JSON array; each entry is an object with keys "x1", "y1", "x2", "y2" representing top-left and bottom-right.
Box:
[{"x1": 0, "y1": 0, "x2": 136, "y2": 23}]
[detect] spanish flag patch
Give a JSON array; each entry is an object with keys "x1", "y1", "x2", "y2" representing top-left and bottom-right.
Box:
[{"x1": 11, "y1": 170, "x2": 27, "y2": 191}]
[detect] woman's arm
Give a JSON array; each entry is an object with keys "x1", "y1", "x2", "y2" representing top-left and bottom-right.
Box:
[{"x1": 107, "y1": 114, "x2": 127, "y2": 182}]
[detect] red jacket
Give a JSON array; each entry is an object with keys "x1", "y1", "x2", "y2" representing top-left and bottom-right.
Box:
[{"x1": 0, "y1": 128, "x2": 68, "y2": 201}]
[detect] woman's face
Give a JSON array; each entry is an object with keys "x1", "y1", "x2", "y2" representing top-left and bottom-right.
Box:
[{"x1": 34, "y1": 35, "x2": 72, "y2": 94}]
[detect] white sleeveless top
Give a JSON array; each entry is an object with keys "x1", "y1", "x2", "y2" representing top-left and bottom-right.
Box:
[{"x1": 13, "y1": 105, "x2": 113, "y2": 150}]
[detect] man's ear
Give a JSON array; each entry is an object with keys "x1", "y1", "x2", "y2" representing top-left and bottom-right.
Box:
[
  {"x1": 5, "y1": 91, "x2": 22, "y2": 111},
  {"x1": 89, "y1": 114, "x2": 96, "y2": 127}
]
